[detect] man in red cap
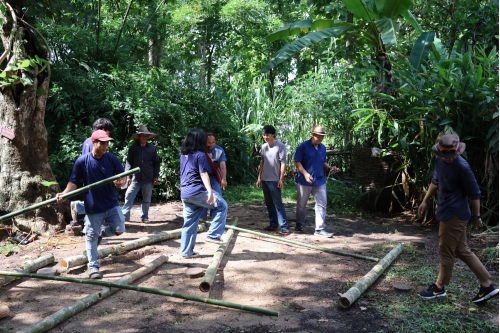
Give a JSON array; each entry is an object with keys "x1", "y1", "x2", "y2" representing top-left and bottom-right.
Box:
[
  {"x1": 57, "y1": 130, "x2": 127, "y2": 279},
  {"x1": 417, "y1": 134, "x2": 498, "y2": 303}
]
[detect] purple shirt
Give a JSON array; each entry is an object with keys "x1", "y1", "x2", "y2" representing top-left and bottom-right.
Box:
[
  {"x1": 69, "y1": 153, "x2": 124, "y2": 214},
  {"x1": 431, "y1": 156, "x2": 481, "y2": 221},
  {"x1": 180, "y1": 151, "x2": 210, "y2": 199}
]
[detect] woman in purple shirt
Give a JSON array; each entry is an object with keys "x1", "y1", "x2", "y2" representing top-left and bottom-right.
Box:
[{"x1": 179, "y1": 129, "x2": 228, "y2": 258}]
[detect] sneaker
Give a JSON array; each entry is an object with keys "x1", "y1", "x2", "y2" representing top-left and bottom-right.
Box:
[
  {"x1": 205, "y1": 236, "x2": 225, "y2": 244},
  {"x1": 280, "y1": 228, "x2": 291, "y2": 235},
  {"x1": 418, "y1": 284, "x2": 447, "y2": 299},
  {"x1": 182, "y1": 252, "x2": 199, "y2": 259},
  {"x1": 472, "y1": 284, "x2": 499, "y2": 303},
  {"x1": 314, "y1": 230, "x2": 333, "y2": 238},
  {"x1": 295, "y1": 224, "x2": 303, "y2": 232},
  {"x1": 88, "y1": 268, "x2": 102, "y2": 279},
  {"x1": 141, "y1": 218, "x2": 149, "y2": 223},
  {"x1": 263, "y1": 225, "x2": 279, "y2": 231}
]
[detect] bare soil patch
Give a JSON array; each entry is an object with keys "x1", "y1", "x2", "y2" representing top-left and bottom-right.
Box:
[{"x1": 0, "y1": 201, "x2": 497, "y2": 332}]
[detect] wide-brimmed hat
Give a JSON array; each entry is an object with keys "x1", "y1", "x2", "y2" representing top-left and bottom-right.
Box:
[
  {"x1": 311, "y1": 126, "x2": 327, "y2": 136},
  {"x1": 91, "y1": 130, "x2": 114, "y2": 142},
  {"x1": 132, "y1": 126, "x2": 156, "y2": 140},
  {"x1": 431, "y1": 134, "x2": 466, "y2": 158}
]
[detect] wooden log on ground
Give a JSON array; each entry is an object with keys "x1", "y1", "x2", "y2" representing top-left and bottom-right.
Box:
[
  {"x1": 0, "y1": 270, "x2": 279, "y2": 317},
  {"x1": 61, "y1": 224, "x2": 208, "y2": 269},
  {"x1": 0, "y1": 253, "x2": 54, "y2": 286},
  {"x1": 338, "y1": 243, "x2": 404, "y2": 308},
  {"x1": 208, "y1": 223, "x2": 379, "y2": 262},
  {"x1": 0, "y1": 168, "x2": 140, "y2": 223},
  {"x1": 17, "y1": 255, "x2": 168, "y2": 333},
  {"x1": 200, "y1": 218, "x2": 239, "y2": 292}
]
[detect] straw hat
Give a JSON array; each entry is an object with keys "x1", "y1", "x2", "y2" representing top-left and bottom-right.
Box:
[{"x1": 132, "y1": 126, "x2": 156, "y2": 140}]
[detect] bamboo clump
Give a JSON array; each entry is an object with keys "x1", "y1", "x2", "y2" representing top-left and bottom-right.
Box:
[
  {"x1": 17, "y1": 255, "x2": 169, "y2": 333},
  {"x1": 200, "y1": 218, "x2": 239, "y2": 292},
  {"x1": 0, "y1": 270, "x2": 279, "y2": 317},
  {"x1": 338, "y1": 243, "x2": 404, "y2": 308},
  {"x1": 0, "y1": 253, "x2": 54, "y2": 286},
  {"x1": 61, "y1": 224, "x2": 208, "y2": 269}
]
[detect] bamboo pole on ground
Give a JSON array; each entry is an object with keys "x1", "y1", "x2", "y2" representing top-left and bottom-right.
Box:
[
  {"x1": 199, "y1": 218, "x2": 239, "y2": 292},
  {"x1": 17, "y1": 255, "x2": 169, "y2": 333},
  {"x1": 0, "y1": 168, "x2": 140, "y2": 223},
  {"x1": 0, "y1": 253, "x2": 54, "y2": 286},
  {"x1": 61, "y1": 224, "x2": 208, "y2": 269},
  {"x1": 207, "y1": 223, "x2": 379, "y2": 262},
  {"x1": 0, "y1": 270, "x2": 279, "y2": 317},
  {"x1": 338, "y1": 243, "x2": 404, "y2": 308}
]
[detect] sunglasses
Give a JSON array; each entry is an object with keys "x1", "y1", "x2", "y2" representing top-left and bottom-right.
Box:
[{"x1": 439, "y1": 145, "x2": 457, "y2": 154}]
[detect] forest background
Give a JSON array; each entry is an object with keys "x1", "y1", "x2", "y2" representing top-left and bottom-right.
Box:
[{"x1": 0, "y1": 0, "x2": 497, "y2": 229}]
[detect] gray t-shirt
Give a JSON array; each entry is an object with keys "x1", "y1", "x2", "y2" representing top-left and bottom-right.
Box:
[{"x1": 260, "y1": 140, "x2": 287, "y2": 181}]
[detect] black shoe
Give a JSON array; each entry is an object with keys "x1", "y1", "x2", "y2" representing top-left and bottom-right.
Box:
[
  {"x1": 294, "y1": 224, "x2": 303, "y2": 232},
  {"x1": 263, "y1": 225, "x2": 278, "y2": 231},
  {"x1": 472, "y1": 284, "x2": 499, "y2": 303},
  {"x1": 280, "y1": 228, "x2": 290, "y2": 235},
  {"x1": 418, "y1": 284, "x2": 446, "y2": 299}
]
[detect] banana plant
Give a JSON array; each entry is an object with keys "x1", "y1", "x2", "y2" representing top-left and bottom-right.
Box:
[{"x1": 262, "y1": 0, "x2": 420, "y2": 79}]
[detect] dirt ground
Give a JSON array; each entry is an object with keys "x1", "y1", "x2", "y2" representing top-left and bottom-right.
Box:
[{"x1": 0, "y1": 200, "x2": 498, "y2": 333}]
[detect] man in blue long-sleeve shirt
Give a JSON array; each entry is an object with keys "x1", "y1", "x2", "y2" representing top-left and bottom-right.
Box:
[
  {"x1": 417, "y1": 134, "x2": 498, "y2": 303},
  {"x1": 121, "y1": 126, "x2": 161, "y2": 223}
]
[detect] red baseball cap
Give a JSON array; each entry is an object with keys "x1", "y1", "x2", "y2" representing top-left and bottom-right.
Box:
[{"x1": 91, "y1": 130, "x2": 114, "y2": 142}]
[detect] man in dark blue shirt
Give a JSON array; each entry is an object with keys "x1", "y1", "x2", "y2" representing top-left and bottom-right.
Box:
[
  {"x1": 57, "y1": 130, "x2": 126, "y2": 279},
  {"x1": 417, "y1": 134, "x2": 498, "y2": 303}
]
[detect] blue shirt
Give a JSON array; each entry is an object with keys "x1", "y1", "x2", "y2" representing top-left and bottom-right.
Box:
[
  {"x1": 431, "y1": 156, "x2": 481, "y2": 221},
  {"x1": 180, "y1": 151, "x2": 210, "y2": 199},
  {"x1": 294, "y1": 140, "x2": 327, "y2": 187},
  {"x1": 69, "y1": 153, "x2": 124, "y2": 214},
  {"x1": 208, "y1": 144, "x2": 226, "y2": 171},
  {"x1": 81, "y1": 137, "x2": 92, "y2": 155}
]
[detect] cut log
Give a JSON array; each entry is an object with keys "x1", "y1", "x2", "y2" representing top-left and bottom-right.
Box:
[
  {"x1": 0, "y1": 253, "x2": 54, "y2": 286},
  {"x1": 17, "y1": 255, "x2": 168, "y2": 333},
  {"x1": 185, "y1": 267, "x2": 204, "y2": 279},
  {"x1": 199, "y1": 218, "x2": 238, "y2": 292},
  {"x1": 61, "y1": 224, "x2": 208, "y2": 269},
  {"x1": 339, "y1": 243, "x2": 404, "y2": 308}
]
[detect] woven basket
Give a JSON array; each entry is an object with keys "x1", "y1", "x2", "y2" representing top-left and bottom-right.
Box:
[{"x1": 354, "y1": 147, "x2": 401, "y2": 212}]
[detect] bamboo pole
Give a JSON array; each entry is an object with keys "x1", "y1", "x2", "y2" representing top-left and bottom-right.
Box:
[
  {"x1": 17, "y1": 255, "x2": 169, "y2": 333},
  {"x1": 199, "y1": 218, "x2": 239, "y2": 292},
  {"x1": 0, "y1": 270, "x2": 279, "y2": 317},
  {"x1": 61, "y1": 224, "x2": 208, "y2": 269},
  {"x1": 0, "y1": 168, "x2": 140, "y2": 222},
  {"x1": 338, "y1": 243, "x2": 404, "y2": 308},
  {"x1": 0, "y1": 253, "x2": 54, "y2": 286},
  {"x1": 208, "y1": 223, "x2": 379, "y2": 262}
]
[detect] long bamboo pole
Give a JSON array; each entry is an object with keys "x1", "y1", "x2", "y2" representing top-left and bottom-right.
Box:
[
  {"x1": 207, "y1": 223, "x2": 379, "y2": 262},
  {"x1": 17, "y1": 255, "x2": 169, "y2": 333},
  {"x1": 0, "y1": 270, "x2": 279, "y2": 317},
  {"x1": 338, "y1": 243, "x2": 404, "y2": 308},
  {"x1": 0, "y1": 253, "x2": 54, "y2": 286},
  {"x1": 0, "y1": 168, "x2": 140, "y2": 222},
  {"x1": 199, "y1": 218, "x2": 239, "y2": 292},
  {"x1": 61, "y1": 224, "x2": 208, "y2": 269}
]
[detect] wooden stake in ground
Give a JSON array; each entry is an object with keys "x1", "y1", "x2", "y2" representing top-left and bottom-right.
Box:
[
  {"x1": 338, "y1": 243, "x2": 404, "y2": 308},
  {"x1": 0, "y1": 253, "x2": 54, "y2": 286},
  {"x1": 17, "y1": 255, "x2": 169, "y2": 333},
  {"x1": 61, "y1": 224, "x2": 208, "y2": 269},
  {"x1": 200, "y1": 218, "x2": 239, "y2": 292},
  {"x1": 0, "y1": 270, "x2": 279, "y2": 317}
]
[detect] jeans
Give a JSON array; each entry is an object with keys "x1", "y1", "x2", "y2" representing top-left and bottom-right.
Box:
[
  {"x1": 261, "y1": 181, "x2": 288, "y2": 229},
  {"x1": 85, "y1": 206, "x2": 125, "y2": 269},
  {"x1": 201, "y1": 175, "x2": 222, "y2": 219},
  {"x1": 437, "y1": 215, "x2": 491, "y2": 286},
  {"x1": 296, "y1": 184, "x2": 327, "y2": 230},
  {"x1": 181, "y1": 191, "x2": 228, "y2": 256},
  {"x1": 121, "y1": 181, "x2": 153, "y2": 221}
]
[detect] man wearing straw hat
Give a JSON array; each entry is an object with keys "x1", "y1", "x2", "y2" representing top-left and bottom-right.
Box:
[
  {"x1": 121, "y1": 126, "x2": 161, "y2": 223},
  {"x1": 294, "y1": 125, "x2": 338, "y2": 237},
  {"x1": 56, "y1": 130, "x2": 127, "y2": 279},
  {"x1": 417, "y1": 134, "x2": 498, "y2": 302}
]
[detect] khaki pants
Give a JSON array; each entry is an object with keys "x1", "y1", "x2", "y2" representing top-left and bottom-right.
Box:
[{"x1": 437, "y1": 215, "x2": 491, "y2": 286}]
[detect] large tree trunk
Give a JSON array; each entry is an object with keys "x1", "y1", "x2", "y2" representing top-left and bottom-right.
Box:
[{"x1": 0, "y1": 0, "x2": 66, "y2": 235}]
